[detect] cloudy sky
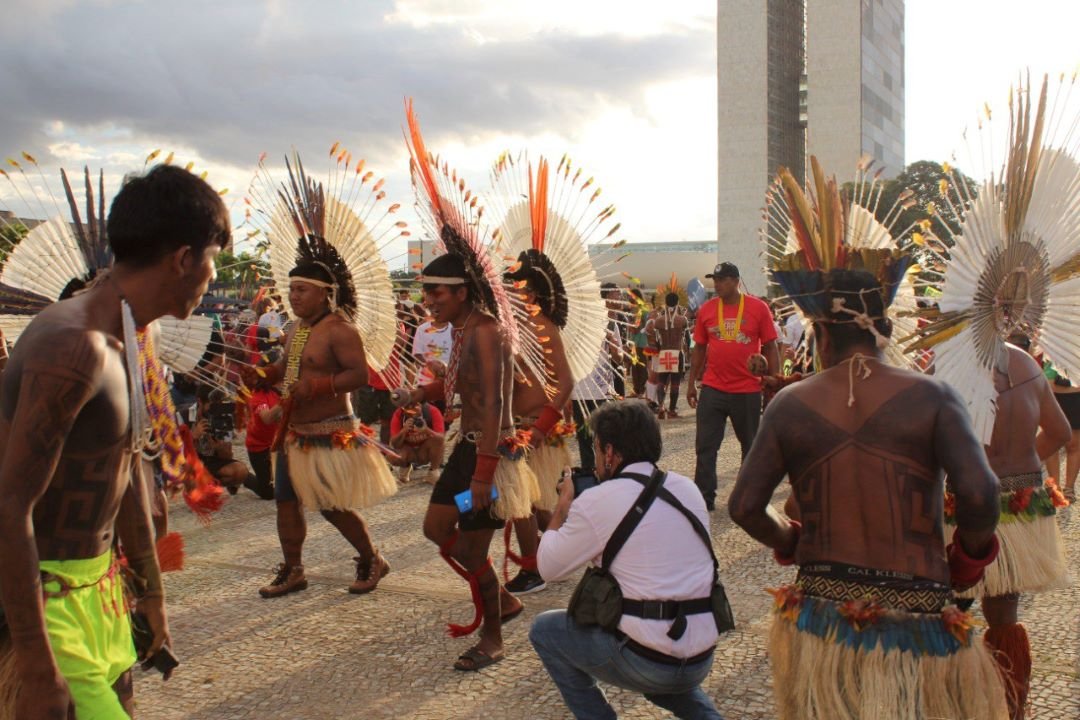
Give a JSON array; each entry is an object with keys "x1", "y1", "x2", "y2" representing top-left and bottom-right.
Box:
[{"x1": 0, "y1": 0, "x2": 1077, "y2": 269}]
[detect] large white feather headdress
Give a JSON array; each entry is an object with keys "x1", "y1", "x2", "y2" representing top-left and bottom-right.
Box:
[
  {"x1": 487, "y1": 151, "x2": 615, "y2": 394},
  {"x1": 903, "y1": 74, "x2": 1080, "y2": 442},
  {"x1": 245, "y1": 147, "x2": 403, "y2": 373},
  {"x1": 0, "y1": 154, "x2": 217, "y2": 378}
]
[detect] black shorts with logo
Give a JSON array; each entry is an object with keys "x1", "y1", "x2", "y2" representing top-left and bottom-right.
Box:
[{"x1": 430, "y1": 440, "x2": 504, "y2": 532}]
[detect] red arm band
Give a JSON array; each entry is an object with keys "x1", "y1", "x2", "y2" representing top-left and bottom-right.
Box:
[
  {"x1": 531, "y1": 404, "x2": 563, "y2": 438},
  {"x1": 421, "y1": 380, "x2": 445, "y2": 403},
  {"x1": 773, "y1": 520, "x2": 801, "y2": 566},
  {"x1": 946, "y1": 535, "x2": 1000, "y2": 589},
  {"x1": 473, "y1": 452, "x2": 499, "y2": 485}
]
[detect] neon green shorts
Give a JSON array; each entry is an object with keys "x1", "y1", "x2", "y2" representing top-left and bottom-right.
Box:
[{"x1": 40, "y1": 551, "x2": 136, "y2": 720}]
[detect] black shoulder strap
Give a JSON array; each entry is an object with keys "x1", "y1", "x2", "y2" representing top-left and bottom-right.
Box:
[
  {"x1": 599, "y1": 468, "x2": 665, "y2": 569},
  {"x1": 655, "y1": 486, "x2": 719, "y2": 582}
]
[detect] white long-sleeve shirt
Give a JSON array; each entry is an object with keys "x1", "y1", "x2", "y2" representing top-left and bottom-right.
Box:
[{"x1": 538, "y1": 462, "x2": 719, "y2": 658}]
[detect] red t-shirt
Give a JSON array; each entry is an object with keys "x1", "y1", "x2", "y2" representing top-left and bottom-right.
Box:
[
  {"x1": 245, "y1": 388, "x2": 282, "y2": 452},
  {"x1": 245, "y1": 324, "x2": 261, "y2": 365},
  {"x1": 693, "y1": 295, "x2": 777, "y2": 393},
  {"x1": 390, "y1": 404, "x2": 445, "y2": 445}
]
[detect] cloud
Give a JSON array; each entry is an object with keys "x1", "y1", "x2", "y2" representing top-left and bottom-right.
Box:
[
  {"x1": 0, "y1": 0, "x2": 713, "y2": 170},
  {"x1": 0, "y1": 0, "x2": 717, "y2": 261}
]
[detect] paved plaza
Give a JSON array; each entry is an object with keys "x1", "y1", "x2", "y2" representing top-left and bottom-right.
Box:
[{"x1": 136, "y1": 415, "x2": 1080, "y2": 719}]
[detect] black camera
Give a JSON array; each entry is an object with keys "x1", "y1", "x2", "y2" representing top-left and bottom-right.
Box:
[
  {"x1": 207, "y1": 395, "x2": 235, "y2": 441},
  {"x1": 558, "y1": 467, "x2": 598, "y2": 498},
  {"x1": 412, "y1": 416, "x2": 426, "y2": 430}
]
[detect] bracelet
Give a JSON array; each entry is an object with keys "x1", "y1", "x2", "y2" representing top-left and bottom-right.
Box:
[
  {"x1": 773, "y1": 520, "x2": 801, "y2": 566},
  {"x1": 947, "y1": 535, "x2": 1000, "y2": 588},
  {"x1": 531, "y1": 404, "x2": 563, "y2": 438},
  {"x1": 473, "y1": 452, "x2": 500, "y2": 484}
]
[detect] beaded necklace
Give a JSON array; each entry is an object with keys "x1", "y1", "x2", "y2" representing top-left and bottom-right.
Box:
[
  {"x1": 715, "y1": 294, "x2": 745, "y2": 342},
  {"x1": 284, "y1": 311, "x2": 330, "y2": 392}
]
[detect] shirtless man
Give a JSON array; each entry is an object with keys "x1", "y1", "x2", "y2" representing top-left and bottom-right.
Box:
[
  {"x1": 961, "y1": 337, "x2": 1071, "y2": 718},
  {"x1": 729, "y1": 269, "x2": 1008, "y2": 720},
  {"x1": 396, "y1": 253, "x2": 527, "y2": 672},
  {"x1": 645, "y1": 292, "x2": 688, "y2": 419},
  {"x1": 504, "y1": 249, "x2": 574, "y2": 595},
  {"x1": 0, "y1": 165, "x2": 229, "y2": 719},
  {"x1": 256, "y1": 261, "x2": 397, "y2": 598}
]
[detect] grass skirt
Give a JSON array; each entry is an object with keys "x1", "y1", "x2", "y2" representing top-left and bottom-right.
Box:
[
  {"x1": 285, "y1": 419, "x2": 397, "y2": 511},
  {"x1": 528, "y1": 442, "x2": 571, "y2": 512},
  {"x1": 492, "y1": 455, "x2": 539, "y2": 521},
  {"x1": 768, "y1": 587, "x2": 1008, "y2": 720},
  {"x1": 948, "y1": 482, "x2": 1070, "y2": 598}
]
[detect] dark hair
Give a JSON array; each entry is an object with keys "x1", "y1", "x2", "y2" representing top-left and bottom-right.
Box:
[
  {"x1": 422, "y1": 253, "x2": 475, "y2": 299},
  {"x1": 588, "y1": 399, "x2": 662, "y2": 466},
  {"x1": 505, "y1": 249, "x2": 568, "y2": 328},
  {"x1": 821, "y1": 269, "x2": 892, "y2": 353},
  {"x1": 665, "y1": 292, "x2": 678, "y2": 308},
  {"x1": 291, "y1": 234, "x2": 357, "y2": 316},
  {"x1": 289, "y1": 262, "x2": 333, "y2": 284},
  {"x1": 107, "y1": 164, "x2": 230, "y2": 267}
]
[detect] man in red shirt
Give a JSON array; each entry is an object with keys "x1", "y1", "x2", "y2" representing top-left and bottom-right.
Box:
[
  {"x1": 387, "y1": 400, "x2": 445, "y2": 484},
  {"x1": 687, "y1": 262, "x2": 779, "y2": 510}
]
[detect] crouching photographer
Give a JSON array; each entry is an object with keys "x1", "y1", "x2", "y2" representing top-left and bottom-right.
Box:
[
  {"x1": 529, "y1": 400, "x2": 731, "y2": 720},
  {"x1": 193, "y1": 385, "x2": 255, "y2": 495}
]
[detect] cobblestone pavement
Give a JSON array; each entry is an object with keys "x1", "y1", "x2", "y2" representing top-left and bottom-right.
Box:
[{"x1": 136, "y1": 414, "x2": 1080, "y2": 719}]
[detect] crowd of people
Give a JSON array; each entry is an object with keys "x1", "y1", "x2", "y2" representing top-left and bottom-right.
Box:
[{"x1": 1, "y1": 82, "x2": 1078, "y2": 720}]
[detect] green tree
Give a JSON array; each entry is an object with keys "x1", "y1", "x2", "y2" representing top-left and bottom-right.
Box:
[
  {"x1": 842, "y1": 160, "x2": 977, "y2": 246},
  {"x1": 0, "y1": 222, "x2": 28, "y2": 270},
  {"x1": 214, "y1": 249, "x2": 270, "y2": 298}
]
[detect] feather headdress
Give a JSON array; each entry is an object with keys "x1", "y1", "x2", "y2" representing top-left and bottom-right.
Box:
[
  {"x1": 762, "y1": 155, "x2": 918, "y2": 367},
  {"x1": 0, "y1": 157, "x2": 221, "y2": 378},
  {"x1": 0, "y1": 153, "x2": 230, "y2": 519},
  {"x1": 404, "y1": 100, "x2": 517, "y2": 335},
  {"x1": 655, "y1": 272, "x2": 689, "y2": 307},
  {"x1": 245, "y1": 148, "x2": 402, "y2": 372},
  {"x1": 488, "y1": 152, "x2": 611, "y2": 390},
  {"x1": 901, "y1": 73, "x2": 1080, "y2": 442}
]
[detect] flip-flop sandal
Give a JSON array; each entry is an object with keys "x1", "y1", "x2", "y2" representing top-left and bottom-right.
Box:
[
  {"x1": 453, "y1": 646, "x2": 504, "y2": 672},
  {"x1": 500, "y1": 602, "x2": 525, "y2": 624}
]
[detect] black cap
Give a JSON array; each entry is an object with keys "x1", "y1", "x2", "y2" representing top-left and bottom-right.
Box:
[{"x1": 705, "y1": 262, "x2": 739, "y2": 279}]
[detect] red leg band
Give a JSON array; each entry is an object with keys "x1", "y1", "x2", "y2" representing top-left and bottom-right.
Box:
[
  {"x1": 985, "y1": 623, "x2": 1031, "y2": 718},
  {"x1": 438, "y1": 532, "x2": 490, "y2": 638}
]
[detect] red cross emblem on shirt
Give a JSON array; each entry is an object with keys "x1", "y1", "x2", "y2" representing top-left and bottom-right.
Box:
[{"x1": 659, "y1": 352, "x2": 679, "y2": 371}]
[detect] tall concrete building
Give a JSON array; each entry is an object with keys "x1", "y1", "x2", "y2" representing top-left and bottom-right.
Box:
[
  {"x1": 806, "y1": 0, "x2": 905, "y2": 180},
  {"x1": 717, "y1": 0, "x2": 904, "y2": 293}
]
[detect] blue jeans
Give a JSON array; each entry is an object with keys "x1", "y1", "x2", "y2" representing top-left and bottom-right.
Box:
[{"x1": 529, "y1": 610, "x2": 723, "y2": 720}]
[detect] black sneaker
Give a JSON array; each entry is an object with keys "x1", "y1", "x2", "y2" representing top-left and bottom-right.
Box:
[
  {"x1": 705, "y1": 499, "x2": 716, "y2": 512},
  {"x1": 505, "y1": 569, "x2": 546, "y2": 595}
]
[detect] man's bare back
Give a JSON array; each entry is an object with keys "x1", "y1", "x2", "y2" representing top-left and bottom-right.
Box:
[
  {"x1": 770, "y1": 363, "x2": 950, "y2": 579},
  {"x1": 987, "y1": 345, "x2": 1066, "y2": 477},
  {"x1": 0, "y1": 295, "x2": 132, "y2": 561},
  {"x1": 511, "y1": 312, "x2": 570, "y2": 420}
]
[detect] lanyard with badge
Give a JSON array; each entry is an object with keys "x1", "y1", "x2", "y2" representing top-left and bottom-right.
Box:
[{"x1": 712, "y1": 294, "x2": 745, "y2": 343}]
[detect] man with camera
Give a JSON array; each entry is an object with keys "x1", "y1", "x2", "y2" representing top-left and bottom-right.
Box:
[
  {"x1": 192, "y1": 385, "x2": 251, "y2": 494},
  {"x1": 387, "y1": 400, "x2": 445, "y2": 484},
  {"x1": 529, "y1": 400, "x2": 726, "y2": 720}
]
